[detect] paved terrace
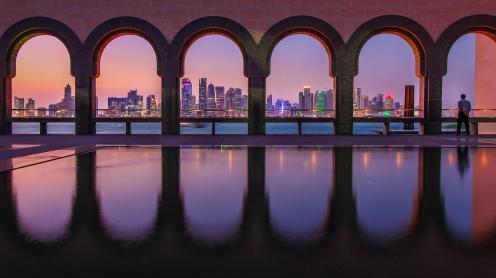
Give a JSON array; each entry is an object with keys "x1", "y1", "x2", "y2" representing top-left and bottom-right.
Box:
[{"x1": 0, "y1": 134, "x2": 494, "y2": 172}]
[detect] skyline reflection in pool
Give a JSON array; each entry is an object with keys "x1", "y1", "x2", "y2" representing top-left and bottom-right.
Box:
[{"x1": 2, "y1": 146, "x2": 496, "y2": 277}]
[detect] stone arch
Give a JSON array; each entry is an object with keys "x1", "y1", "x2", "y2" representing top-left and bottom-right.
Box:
[
  {"x1": 346, "y1": 15, "x2": 435, "y2": 78},
  {"x1": 436, "y1": 14, "x2": 496, "y2": 76},
  {"x1": 0, "y1": 17, "x2": 82, "y2": 77},
  {"x1": 258, "y1": 16, "x2": 345, "y2": 78},
  {"x1": 170, "y1": 16, "x2": 257, "y2": 78},
  {"x1": 83, "y1": 16, "x2": 169, "y2": 77}
]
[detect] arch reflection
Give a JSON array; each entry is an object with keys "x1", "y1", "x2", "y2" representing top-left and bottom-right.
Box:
[
  {"x1": 180, "y1": 147, "x2": 247, "y2": 245},
  {"x1": 12, "y1": 157, "x2": 76, "y2": 242},
  {"x1": 353, "y1": 148, "x2": 420, "y2": 243},
  {"x1": 95, "y1": 147, "x2": 162, "y2": 242},
  {"x1": 266, "y1": 147, "x2": 333, "y2": 243},
  {"x1": 441, "y1": 148, "x2": 496, "y2": 244}
]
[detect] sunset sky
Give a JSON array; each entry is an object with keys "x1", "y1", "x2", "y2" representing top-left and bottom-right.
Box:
[{"x1": 12, "y1": 33, "x2": 476, "y2": 109}]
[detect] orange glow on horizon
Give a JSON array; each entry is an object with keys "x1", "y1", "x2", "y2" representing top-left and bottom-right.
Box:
[{"x1": 13, "y1": 35, "x2": 74, "y2": 108}]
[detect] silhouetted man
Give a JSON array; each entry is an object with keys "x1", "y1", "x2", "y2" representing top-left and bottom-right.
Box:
[{"x1": 457, "y1": 94, "x2": 471, "y2": 135}]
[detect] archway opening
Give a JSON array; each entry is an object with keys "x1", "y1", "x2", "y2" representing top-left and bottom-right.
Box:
[
  {"x1": 443, "y1": 33, "x2": 496, "y2": 134},
  {"x1": 12, "y1": 35, "x2": 75, "y2": 134},
  {"x1": 266, "y1": 34, "x2": 334, "y2": 134},
  {"x1": 354, "y1": 34, "x2": 421, "y2": 134},
  {"x1": 181, "y1": 34, "x2": 247, "y2": 134},
  {"x1": 96, "y1": 35, "x2": 161, "y2": 134}
]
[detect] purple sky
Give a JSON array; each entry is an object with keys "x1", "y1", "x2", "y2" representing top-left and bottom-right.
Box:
[{"x1": 13, "y1": 33, "x2": 476, "y2": 109}]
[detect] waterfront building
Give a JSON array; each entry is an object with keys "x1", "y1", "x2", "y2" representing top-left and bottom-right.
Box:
[
  {"x1": 354, "y1": 88, "x2": 362, "y2": 109},
  {"x1": 181, "y1": 78, "x2": 193, "y2": 114},
  {"x1": 26, "y1": 98, "x2": 35, "y2": 117},
  {"x1": 207, "y1": 83, "x2": 216, "y2": 111},
  {"x1": 14, "y1": 96, "x2": 24, "y2": 116},
  {"x1": 199, "y1": 78, "x2": 207, "y2": 110},
  {"x1": 214, "y1": 85, "x2": 224, "y2": 112},
  {"x1": 385, "y1": 95, "x2": 394, "y2": 110}
]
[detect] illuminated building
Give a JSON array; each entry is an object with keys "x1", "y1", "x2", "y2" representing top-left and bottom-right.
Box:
[
  {"x1": 304, "y1": 86, "x2": 313, "y2": 110},
  {"x1": 354, "y1": 88, "x2": 362, "y2": 109},
  {"x1": 14, "y1": 96, "x2": 24, "y2": 117},
  {"x1": 26, "y1": 98, "x2": 35, "y2": 117},
  {"x1": 385, "y1": 95, "x2": 394, "y2": 110},
  {"x1": 146, "y1": 95, "x2": 158, "y2": 116},
  {"x1": 215, "y1": 85, "x2": 224, "y2": 111},
  {"x1": 234, "y1": 88, "x2": 243, "y2": 111},
  {"x1": 199, "y1": 78, "x2": 207, "y2": 111},
  {"x1": 181, "y1": 78, "x2": 193, "y2": 113},
  {"x1": 326, "y1": 89, "x2": 333, "y2": 111},
  {"x1": 316, "y1": 90, "x2": 327, "y2": 112},
  {"x1": 225, "y1": 88, "x2": 235, "y2": 111},
  {"x1": 207, "y1": 82, "x2": 216, "y2": 111},
  {"x1": 360, "y1": 95, "x2": 369, "y2": 109},
  {"x1": 267, "y1": 94, "x2": 273, "y2": 111}
]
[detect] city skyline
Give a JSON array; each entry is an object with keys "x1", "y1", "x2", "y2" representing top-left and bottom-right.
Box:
[{"x1": 12, "y1": 34, "x2": 477, "y2": 109}]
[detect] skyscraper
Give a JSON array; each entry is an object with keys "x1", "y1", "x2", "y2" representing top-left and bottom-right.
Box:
[
  {"x1": 63, "y1": 84, "x2": 73, "y2": 109},
  {"x1": 384, "y1": 95, "x2": 394, "y2": 110},
  {"x1": 234, "y1": 88, "x2": 243, "y2": 111},
  {"x1": 146, "y1": 95, "x2": 157, "y2": 116},
  {"x1": 360, "y1": 94, "x2": 369, "y2": 109},
  {"x1": 225, "y1": 88, "x2": 235, "y2": 110},
  {"x1": 326, "y1": 89, "x2": 333, "y2": 111},
  {"x1": 215, "y1": 86, "x2": 225, "y2": 112},
  {"x1": 199, "y1": 78, "x2": 207, "y2": 111},
  {"x1": 303, "y1": 86, "x2": 313, "y2": 110},
  {"x1": 298, "y1": 92, "x2": 305, "y2": 110},
  {"x1": 353, "y1": 88, "x2": 362, "y2": 109},
  {"x1": 181, "y1": 78, "x2": 193, "y2": 113},
  {"x1": 14, "y1": 96, "x2": 24, "y2": 116},
  {"x1": 26, "y1": 98, "x2": 35, "y2": 116},
  {"x1": 242, "y1": 95, "x2": 248, "y2": 112},
  {"x1": 267, "y1": 94, "x2": 273, "y2": 111},
  {"x1": 316, "y1": 90, "x2": 327, "y2": 112},
  {"x1": 207, "y1": 83, "x2": 216, "y2": 111},
  {"x1": 215, "y1": 86, "x2": 227, "y2": 111}
]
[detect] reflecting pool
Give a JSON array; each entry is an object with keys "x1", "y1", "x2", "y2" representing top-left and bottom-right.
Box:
[{"x1": 1, "y1": 146, "x2": 496, "y2": 277}]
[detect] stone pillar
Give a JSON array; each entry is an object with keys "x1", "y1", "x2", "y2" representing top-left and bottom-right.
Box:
[
  {"x1": 418, "y1": 148, "x2": 444, "y2": 233},
  {"x1": 242, "y1": 147, "x2": 270, "y2": 243},
  {"x1": 0, "y1": 76, "x2": 12, "y2": 134},
  {"x1": 75, "y1": 75, "x2": 96, "y2": 135},
  {"x1": 72, "y1": 151, "x2": 97, "y2": 234},
  {"x1": 248, "y1": 77, "x2": 266, "y2": 135},
  {"x1": 330, "y1": 147, "x2": 356, "y2": 230},
  {"x1": 162, "y1": 76, "x2": 180, "y2": 135},
  {"x1": 334, "y1": 75, "x2": 354, "y2": 135},
  {"x1": 161, "y1": 147, "x2": 183, "y2": 233},
  {"x1": 420, "y1": 75, "x2": 442, "y2": 135}
]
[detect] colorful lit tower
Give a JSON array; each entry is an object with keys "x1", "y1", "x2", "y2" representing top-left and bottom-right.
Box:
[{"x1": 181, "y1": 78, "x2": 193, "y2": 113}]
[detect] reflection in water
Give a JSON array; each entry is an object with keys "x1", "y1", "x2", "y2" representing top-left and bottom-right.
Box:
[
  {"x1": 96, "y1": 147, "x2": 162, "y2": 242},
  {"x1": 181, "y1": 147, "x2": 247, "y2": 245},
  {"x1": 4, "y1": 145, "x2": 496, "y2": 258},
  {"x1": 12, "y1": 157, "x2": 76, "y2": 242},
  {"x1": 441, "y1": 148, "x2": 496, "y2": 243},
  {"x1": 353, "y1": 148, "x2": 420, "y2": 242},
  {"x1": 266, "y1": 147, "x2": 333, "y2": 243}
]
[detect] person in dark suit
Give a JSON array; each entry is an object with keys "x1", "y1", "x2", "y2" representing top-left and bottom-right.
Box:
[{"x1": 457, "y1": 94, "x2": 471, "y2": 135}]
